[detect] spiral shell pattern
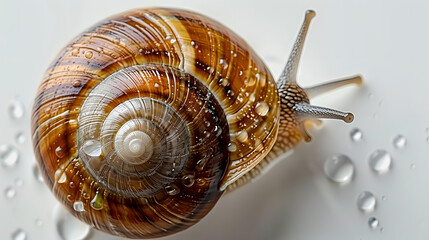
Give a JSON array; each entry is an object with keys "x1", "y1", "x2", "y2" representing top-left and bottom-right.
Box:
[{"x1": 32, "y1": 8, "x2": 279, "y2": 238}]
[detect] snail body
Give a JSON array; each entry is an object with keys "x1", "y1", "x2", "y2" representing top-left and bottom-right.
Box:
[{"x1": 32, "y1": 8, "x2": 361, "y2": 239}]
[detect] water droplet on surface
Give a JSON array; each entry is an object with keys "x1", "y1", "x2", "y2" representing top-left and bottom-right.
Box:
[
  {"x1": 15, "y1": 132, "x2": 25, "y2": 144},
  {"x1": 11, "y1": 229, "x2": 27, "y2": 240},
  {"x1": 55, "y1": 146, "x2": 65, "y2": 158},
  {"x1": 33, "y1": 164, "x2": 44, "y2": 183},
  {"x1": 323, "y1": 154, "x2": 354, "y2": 183},
  {"x1": 90, "y1": 192, "x2": 103, "y2": 210},
  {"x1": 154, "y1": 83, "x2": 160, "y2": 88},
  {"x1": 35, "y1": 218, "x2": 43, "y2": 227},
  {"x1": 9, "y1": 100, "x2": 25, "y2": 120},
  {"x1": 236, "y1": 130, "x2": 248, "y2": 143},
  {"x1": 410, "y1": 163, "x2": 416, "y2": 170},
  {"x1": 73, "y1": 201, "x2": 85, "y2": 212},
  {"x1": 55, "y1": 170, "x2": 67, "y2": 183},
  {"x1": 73, "y1": 80, "x2": 81, "y2": 87},
  {"x1": 165, "y1": 35, "x2": 176, "y2": 44},
  {"x1": 54, "y1": 203, "x2": 91, "y2": 240},
  {"x1": 357, "y1": 191, "x2": 376, "y2": 212},
  {"x1": 84, "y1": 51, "x2": 93, "y2": 59},
  {"x1": 219, "y1": 59, "x2": 228, "y2": 69},
  {"x1": 190, "y1": 40, "x2": 198, "y2": 48},
  {"x1": 4, "y1": 186, "x2": 16, "y2": 199},
  {"x1": 381, "y1": 195, "x2": 387, "y2": 201},
  {"x1": 82, "y1": 140, "x2": 102, "y2": 157},
  {"x1": 204, "y1": 121, "x2": 211, "y2": 127},
  {"x1": 0, "y1": 144, "x2": 19, "y2": 168},
  {"x1": 368, "y1": 217, "x2": 379, "y2": 229},
  {"x1": 71, "y1": 48, "x2": 79, "y2": 56},
  {"x1": 368, "y1": 149, "x2": 391, "y2": 173},
  {"x1": 255, "y1": 102, "x2": 269, "y2": 116},
  {"x1": 219, "y1": 78, "x2": 229, "y2": 87},
  {"x1": 393, "y1": 134, "x2": 406, "y2": 149},
  {"x1": 165, "y1": 184, "x2": 180, "y2": 195},
  {"x1": 227, "y1": 143, "x2": 237, "y2": 152},
  {"x1": 182, "y1": 174, "x2": 195, "y2": 187},
  {"x1": 350, "y1": 128, "x2": 363, "y2": 142}
]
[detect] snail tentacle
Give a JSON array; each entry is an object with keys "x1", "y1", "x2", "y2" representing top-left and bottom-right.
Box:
[{"x1": 304, "y1": 75, "x2": 363, "y2": 99}]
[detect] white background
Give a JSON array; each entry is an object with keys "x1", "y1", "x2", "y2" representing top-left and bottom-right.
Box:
[{"x1": 1, "y1": 0, "x2": 429, "y2": 239}]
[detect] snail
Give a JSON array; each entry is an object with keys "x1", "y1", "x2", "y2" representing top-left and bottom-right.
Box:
[{"x1": 31, "y1": 8, "x2": 362, "y2": 239}]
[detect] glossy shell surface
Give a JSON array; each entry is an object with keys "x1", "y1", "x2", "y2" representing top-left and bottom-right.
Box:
[{"x1": 32, "y1": 8, "x2": 279, "y2": 238}]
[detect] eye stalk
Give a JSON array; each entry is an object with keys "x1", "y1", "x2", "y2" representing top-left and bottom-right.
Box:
[{"x1": 277, "y1": 10, "x2": 362, "y2": 142}]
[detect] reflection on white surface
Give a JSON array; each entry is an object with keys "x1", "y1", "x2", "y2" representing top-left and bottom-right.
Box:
[
  {"x1": 1, "y1": 0, "x2": 429, "y2": 239},
  {"x1": 53, "y1": 204, "x2": 91, "y2": 240}
]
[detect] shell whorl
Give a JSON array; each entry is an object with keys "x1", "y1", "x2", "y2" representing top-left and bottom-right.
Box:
[{"x1": 31, "y1": 8, "x2": 279, "y2": 238}]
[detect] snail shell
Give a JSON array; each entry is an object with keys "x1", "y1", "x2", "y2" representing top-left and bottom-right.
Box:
[{"x1": 32, "y1": 8, "x2": 279, "y2": 238}]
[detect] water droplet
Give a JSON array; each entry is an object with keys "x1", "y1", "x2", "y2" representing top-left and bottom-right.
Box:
[
  {"x1": 55, "y1": 146, "x2": 65, "y2": 158},
  {"x1": 0, "y1": 144, "x2": 19, "y2": 168},
  {"x1": 255, "y1": 101, "x2": 269, "y2": 116},
  {"x1": 393, "y1": 134, "x2": 406, "y2": 149},
  {"x1": 165, "y1": 184, "x2": 180, "y2": 195},
  {"x1": 368, "y1": 149, "x2": 391, "y2": 174},
  {"x1": 190, "y1": 40, "x2": 198, "y2": 48},
  {"x1": 410, "y1": 163, "x2": 416, "y2": 170},
  {"x1": 154, "y1": 83, "x2": 160, "y2": 88},
  {"x1": 165, "y1": 35, "x2": 176, "y2": 44},
  {"x1": 204, "y1": 121, "x2": 211, "y2": 127},
  {"x1": 323, "y1": 154, "x2": 354, "y2": 183},
  {"x1": 380, "y1": 227, "x2": 384, "y2": 232},
  {"x1": 9, "y1": 100, "x2": 25, "y2": 120},
  {"x1": 255, "y1": 73, "x2": 260, "y2": 80},
  {"x1": 226, "y1": 89, "x2": 235, "y2": 97},
  {"x1": 357, "y1": 191, "x2": 376, "y2": 212},
  {"x1": 33, "y1": 164, "x2": 44, "y2": 183},
  {"x1": 71, "y1": 48, "x2": 79, "y2": 56},
  {"x1": 368, "y1": 217, "x2": 379, "y2": 229},
  {"x1": 90, "y1": 192, "x2": 103, "y2": 210},
  {"x1": 350, "y1": 128, "x2": 363, "y2": 142},
  {"x1": 82, "y1": 140, "x2": 102, "y2": 157},
  {"x1": 73, "y1": 80, "x2": 81, "y2": 87},
  {"x1": 73, "y1": 201, "x2": 85, "y2": 212},
  {"x1": 54, "y1": 203, "x2": 91, "y2": 240},
  {"x1": 236, "y1": 130, "x2": 248, "y2": 143},
  {"x1": 55, "y1": 170, "x2": 67, "y2": 183},
  {"x1": 228, "y1": 142, "x2": 237, "y2": 152},
  {"x1": 182, "y1": 174, "x2": 195, "y2": 187},
  {"x1": 35, "y1": 218, "x2": 43, "y2": 227},
  {"x1": 4, "y1": 186, "x2": 16, "y2": 199},
  {"x1": 11, "y1": 229, "x2": 27, "y2": 240},
  {"x1": 219, "y1": 59, "x2": 228, "y2": 69},
  {"x1": 84, "y1": 51, "x2": 93, "y2": 59},
  {"x1": 381, "y1": 195, "x2": 387, "y2": 201},
  {"x1": 14, "y1": 178, "x2": 23, "y2": 187},
  {"x1": 219, "y1": 78, "x2": 229, "y2": 87}
]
